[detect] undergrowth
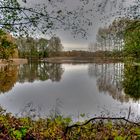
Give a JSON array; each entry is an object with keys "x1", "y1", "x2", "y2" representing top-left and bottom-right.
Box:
[{"x1": 0, "y1": 112, "x2": 140, "y2": 139}]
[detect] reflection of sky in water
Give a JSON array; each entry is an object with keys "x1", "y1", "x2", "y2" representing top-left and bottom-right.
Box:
[{"x1": 0, "y1": 63, "x2": 140, "y2": 120}]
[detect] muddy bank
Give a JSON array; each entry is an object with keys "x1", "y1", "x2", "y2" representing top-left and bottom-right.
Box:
[{"x1": 0, "y1": 59, "x2": 28, "y2": 66}]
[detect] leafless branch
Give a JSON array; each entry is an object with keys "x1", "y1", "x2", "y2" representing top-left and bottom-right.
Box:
[
  {"x1": 0, "y1": 21, "x2": 36, "y2": 26},
  {"x1": 64, "y1": 116, "x2": 140, "y2": 138}
]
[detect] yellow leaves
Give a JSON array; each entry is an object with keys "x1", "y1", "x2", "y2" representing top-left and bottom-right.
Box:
[
  {"x1": 19, "y1": 118, "x2": 29, "y2": 125},
  {"x1": 135, "y1": 127, "x2": 140, "y2": 135},
  {"x1": 44, "y1": 125, "x2": 60, "y2": 139},
  {"x1": 0, "y1": 115, "x2": 5, "y2": 122},
  {"x1": 78, "y1": 127, "x2": 81, "y2": 133},
  {"x1": 112, "y1": 129, "x2": 119, "y2": 137},
  {"x1": 114, "y1": 136, "x2": 126, "y2": 140},
  {"x1": 106, "y1": 121, "x2": 113, "y2": 129},
  {"x1": 0, "y1": 29, "x2": 17, "y2": 60}
]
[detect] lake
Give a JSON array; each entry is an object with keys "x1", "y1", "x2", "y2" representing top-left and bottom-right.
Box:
[{"x1": 0, "y1": 62, "x2": 140, "y2": 120}]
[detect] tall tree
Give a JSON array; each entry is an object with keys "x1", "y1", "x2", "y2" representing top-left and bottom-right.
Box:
[
  {"x1": 47, "y1": 36, "x2": 63, "y2": 57},
  {"x1": 124, "y1": 20, "x2": 140, "y2": 58},
  {"x1": 37, "y1": 38, "x2": 48, "y2": 58},
  {"x1": 0, "y1": 29, "x2": 17, "y2": 60}
]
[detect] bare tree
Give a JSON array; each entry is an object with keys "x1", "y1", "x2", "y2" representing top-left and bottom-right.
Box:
[{"x1": 47, "y1": 36, "x2": 63, "y2": 57}]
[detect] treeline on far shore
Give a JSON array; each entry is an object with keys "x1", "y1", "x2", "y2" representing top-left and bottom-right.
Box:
[
  {"x1": 1, "y1": 18, "x2": 140, "y2": 61},
  {"x1": 25, "y1": 50, "x2": 124, "y2": 62},
  {"x1": 18, "y1": 17, "x2": 140, "y2": 60},
  {"x1": 59, "y1": 50, "x2": 123, "y2": 58}
]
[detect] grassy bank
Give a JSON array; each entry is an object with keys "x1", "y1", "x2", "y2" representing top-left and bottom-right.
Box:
[{"x1": 0, "y1": 112, "x2": 140, "y2": 140}]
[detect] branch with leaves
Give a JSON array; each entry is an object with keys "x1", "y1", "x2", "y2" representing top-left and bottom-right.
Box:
[{"x1": 0, "y1": 0, "x2": 93, "y2": 37}]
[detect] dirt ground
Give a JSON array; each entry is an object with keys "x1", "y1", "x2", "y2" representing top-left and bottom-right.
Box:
[{"x1": 0, "y1": 59, "x2": 28, "y2": 65}]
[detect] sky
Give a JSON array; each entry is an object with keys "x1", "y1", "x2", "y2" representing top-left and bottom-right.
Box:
[{"x1": 19, "y1": 0, "x2": 136, "y2": 51}]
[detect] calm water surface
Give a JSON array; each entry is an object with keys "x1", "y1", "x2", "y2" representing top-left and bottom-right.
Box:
[{"x1": 0, "y1": 62, "x2": 140, "y2": 120}]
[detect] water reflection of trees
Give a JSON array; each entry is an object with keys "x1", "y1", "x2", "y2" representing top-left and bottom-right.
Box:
[
  {"x1": 0, "y1": 63, "x2": 64, "y2": 93},
  {"x1": 88, "y1": 63, "x2": 130, "y2": 103},
  {"x1": 18, "y1": 63, "x2": 64, "y2": 83},
  {"x1": 18, "y1": 98, "x2": 63, "y2": 119},
  {"x1": 123, "y1": 64, "x2": 140, "y2": 101},
  {"x1": 0, "y1": 65, "x2": 18, "y2": 93},
  {"x1": 18, "y1": 101, "x2": 42, "y2": 119}
]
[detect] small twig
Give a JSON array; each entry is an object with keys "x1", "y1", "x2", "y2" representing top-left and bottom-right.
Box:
[
  {"x1": 0, "y1": 21, "x2": 36, "y2": 26},
  {"x1": 0, "y1": 6, "x2": 66, "y2": 25},
  {"x1": 125, "y1": 106, "x2": 131, "y2": 126}
]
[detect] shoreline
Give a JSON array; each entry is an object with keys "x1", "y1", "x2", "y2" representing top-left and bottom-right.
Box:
[
  {"x1": 0, "y1": 58, "x2": 28, "y2": 66},
  {"x1": 41, "y1": 56, "x2": 123, "y2": 63},
  {"x1": 0, "y1": 57, "x2": 124, "y2": 65}
]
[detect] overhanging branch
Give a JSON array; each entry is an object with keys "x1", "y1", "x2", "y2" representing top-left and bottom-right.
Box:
[
  {"x1": 0, "y1": 6, "x2": 66, "y2": 25},
  {"x1": 0, "y1": 21, "x2": 36, "y2": 26}
]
